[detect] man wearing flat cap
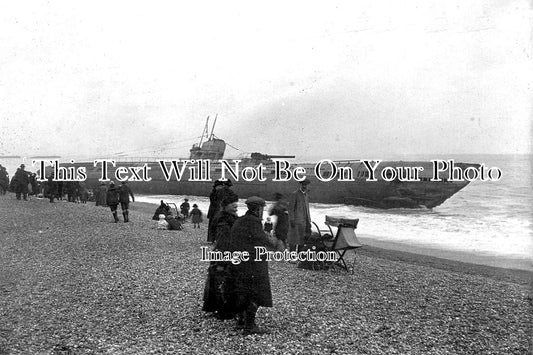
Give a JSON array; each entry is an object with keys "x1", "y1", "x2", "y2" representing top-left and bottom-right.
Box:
[
  {"x1": 287, "y1": 178, "x2": 312, "y2": 253},
  {"x1": 227, "y1": 196, "x2": 280, "y2": 334}
]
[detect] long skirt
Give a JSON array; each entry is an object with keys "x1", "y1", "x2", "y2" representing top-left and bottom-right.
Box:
[{"x1": 202, "y1": 262, "x2": 236, "y2": 319}]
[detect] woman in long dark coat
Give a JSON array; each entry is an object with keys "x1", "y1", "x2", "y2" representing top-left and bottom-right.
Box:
[
  {"x1": 228, "y1": 196, "x2": 280, "y2": 334},
  {"x1": 96, "y1": 182, "x2": 107, "y2": 206},
  {"x1": 202, "y1": 192, "x2": 239, "y2": 319},
  {"x1": 207, "y1": 180, "x2": 224, "y2": 242},
  {"x1": 207, "y1": 180, "x2": 234, "y2": 242}
]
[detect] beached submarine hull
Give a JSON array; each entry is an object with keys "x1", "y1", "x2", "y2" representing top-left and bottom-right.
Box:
[{"x1": 74, "y1": 159, "x2": 473, "y2": 209}]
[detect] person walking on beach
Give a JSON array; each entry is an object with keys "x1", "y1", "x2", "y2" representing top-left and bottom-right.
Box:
[
  {"x1": 29, "y1": 173, "x2": 39, "y2": 196},
  {"x1": 203, "y1": 192, "x2": 240, "y2": 319},
  {"x1": 228, "y1": 196, "x2": 281, "y2": 334},
  {"x1": 180, "y1": 198, "x2": 190, "y2": 219},
  {"x1": 96, "y1": 182, "x2": 107, "y2": 206},
  {"x1": 269, "y1": 192, "x2": 290, "y2": 250},
  {"x1": 79, "y1": 183, "x2": 89, "y2": 203},
  {"x1": 57, "y1": 181, "x2": 64, "y2": 200},
  {"x1": 44, "y1": 175, "x2": 58, "y2": 203},
  {"x1": 106, "y1": 181, "x2": 120, "y2": 223},
  {"x1": 118, "y1": 181, "x2": 135, "y2": 222},
  {"x1": 65, "y1": 181, "x2": 78, "y2": 202},
  {"x1": 190, "y1": 204, "x2": 203, "y2": 228},
  {"x1": 287, "y1": 179, "x2": 312, "y2": 253},
  {"x1": 11, "y1": 164, "x2": 30, "y2": 200}
]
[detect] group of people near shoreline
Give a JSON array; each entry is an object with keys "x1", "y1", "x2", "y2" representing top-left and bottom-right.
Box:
[
  {"x1": 202, "y1": 178, "x2": 312, "y2": 334},
  {"x1": 2, "y1": 164, "x2": 136, "y2": 223},
  {"x1": 1, "y1": 164, "x2": 91, "y2": 203},
  {"x1": 1, "y1": 164, "x2": 42, "y2": 200},
  {"x1": 2, "y1": 162, "x2": 313, "y2": 336},
  {"x1": 96, "y1": 181, "x2": 135, "y2": 223},
  {"x1": 151, "y1": 198, "x2": 203, "y2": 230}
]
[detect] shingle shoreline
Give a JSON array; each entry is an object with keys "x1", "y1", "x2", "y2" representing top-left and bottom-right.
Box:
[{"x1": 0, "y1": 196, "x2": 531, "y2": 354}]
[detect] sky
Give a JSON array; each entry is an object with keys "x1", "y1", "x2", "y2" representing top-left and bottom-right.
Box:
[{"x1": 0, "y1": 0, "x2": 531, "y2": 171}]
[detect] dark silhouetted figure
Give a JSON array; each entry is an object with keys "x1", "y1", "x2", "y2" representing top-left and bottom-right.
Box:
[
  {"x1": 119, "y1": 181, "x2": 135, "y2": 222},
  {"x1": 106, "y1": 181, "x2": 120, "y2": 222}
]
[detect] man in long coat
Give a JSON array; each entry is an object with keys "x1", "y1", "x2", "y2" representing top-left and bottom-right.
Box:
[
  {"x1": 287, "y1": 179, "x2": 312, "y2": 252},
  {"x1": 118, "y1": 181, "x2": 135, "y2": 222},
  {"x1": 228, "y1": 196, "x2": 280, "y2": 334},
  {"x1": 106, "y1": 181, "x2": 120, "y2": 222},
  {"x1": 12, "y1": 164, "x2": 30, "y2": 200}
]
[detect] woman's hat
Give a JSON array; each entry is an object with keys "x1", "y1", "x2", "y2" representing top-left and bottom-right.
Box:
[{"x1": 193, "y1": 204, "x2": 198, "y2": 207}]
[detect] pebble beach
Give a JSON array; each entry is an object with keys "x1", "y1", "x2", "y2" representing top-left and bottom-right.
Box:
[{"x1": 0, "y1": 196, "x2": 531, "y2": 354}]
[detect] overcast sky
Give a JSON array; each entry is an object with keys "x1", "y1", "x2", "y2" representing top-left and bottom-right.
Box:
[{"x1": 0, "y1": 0, "x2": 531, "y2": 165}]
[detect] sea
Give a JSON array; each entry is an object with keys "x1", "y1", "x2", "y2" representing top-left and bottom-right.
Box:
[
  {"x1": 2, "y1": 154, "x2": 531, "y2": 267},
  {"x1": 135, "y1": 154, "x2": 532, "y2": 268}
]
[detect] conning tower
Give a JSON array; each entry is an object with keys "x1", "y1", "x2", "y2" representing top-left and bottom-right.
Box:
[{"x1": 189, "y1": 115, "x2": 226, "y2": 160}]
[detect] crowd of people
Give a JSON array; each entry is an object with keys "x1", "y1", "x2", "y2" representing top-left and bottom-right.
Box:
[
  {"x1": 2, "y1": 162, "x2": 313, "y2": 336},
  {"x1": 1, "y1": 164, "x2": 92, "y2": 203},
  {"x1": 1, "y1": 164, "x2": 135, "y2": 223},
  {"x1": 202, "y1": 178, "x2": 312, "y2": 334}
]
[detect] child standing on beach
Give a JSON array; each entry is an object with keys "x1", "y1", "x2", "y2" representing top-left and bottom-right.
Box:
[
  {"x1": 190, "y1": 204, "x2": 203, "y2": 228},
  {"x1": 180, "y1": 198, "x2": 190, "y2": 219}
]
